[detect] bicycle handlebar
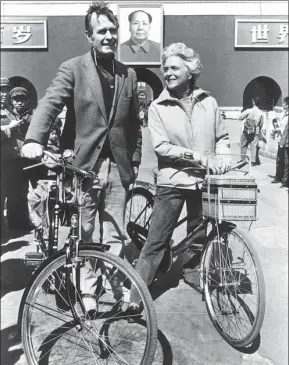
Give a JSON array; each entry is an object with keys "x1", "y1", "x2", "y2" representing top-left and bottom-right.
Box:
[
  {"x1": 179, "y1": 159, "x2": 247, "y2": 173},
  {"x1": 24, "y1": 150, "x2": 96, "y2": 179},
  {"x1": 172, "y1": 157, "x2": 249, "y2": 180}
]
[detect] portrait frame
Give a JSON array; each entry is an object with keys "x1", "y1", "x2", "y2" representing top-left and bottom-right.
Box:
[{"x1": 117, "y1": 3, "x2": 164, "y2": 65}]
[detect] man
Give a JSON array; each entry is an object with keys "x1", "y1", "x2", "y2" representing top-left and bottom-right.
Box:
[
  {"x1": 1, "y1": 77, "x2": 15, "y2": 142},
  {"x1": 239, "y1": 96, "x2": 265, "y2": 166},
  {"x1": 271, "y1": 96, "x2": 289, "y2": 186},
  {"x1": 120, "y1": 10, "x2": 161, "y2": 63},
  {"x1": 22, "y1": 1, "x2": 142, "y2": 310},
  {"x1": 1, "y1": 81, "x2": 32, "y2": 235}
]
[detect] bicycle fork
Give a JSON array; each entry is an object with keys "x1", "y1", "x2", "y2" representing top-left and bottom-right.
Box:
[{"x1": 63, "y1": 213, "x2": 87, "y2": 331}]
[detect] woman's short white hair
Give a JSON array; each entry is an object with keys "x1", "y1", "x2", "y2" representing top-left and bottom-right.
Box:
[{"x1": 161, "y1": 42, "x2": 203, "y2": 80}]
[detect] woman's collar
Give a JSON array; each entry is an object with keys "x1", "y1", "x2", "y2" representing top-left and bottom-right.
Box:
[{"x1": 156, "y1": 86, "x2": 210, "y2": 104}]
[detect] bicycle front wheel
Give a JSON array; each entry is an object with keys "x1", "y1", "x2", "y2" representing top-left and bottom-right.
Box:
[
  {"x1": 20, "y1": 246, "x2": 158, "y2": 365},
  {"x1": 202, "y1": 225, "x2": 266, "y2": 347}
]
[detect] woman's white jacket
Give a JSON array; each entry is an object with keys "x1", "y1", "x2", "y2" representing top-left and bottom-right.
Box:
[{"x1": 148, "y1": 87, "x2": 231, "y2": 188}]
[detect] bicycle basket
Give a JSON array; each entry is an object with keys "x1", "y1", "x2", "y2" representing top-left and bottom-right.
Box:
[{"x1": 201, "y1": 175, "x2": 258, "y2": 221}]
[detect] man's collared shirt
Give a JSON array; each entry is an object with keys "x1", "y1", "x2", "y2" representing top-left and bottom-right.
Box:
[{"x1": 120, "y1": 38, "x2": 160, "y2": 63}]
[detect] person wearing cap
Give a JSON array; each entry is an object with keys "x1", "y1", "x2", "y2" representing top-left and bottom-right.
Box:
[
  {"x1": 120, "y1": 10, "x2": 161, "y2": 63},
  {"x1": 1, "y1": 82, "x2": 32, "y2": 235},
  {"x1": 1, "y1": 77, "x2": 18, "y2": 141}
]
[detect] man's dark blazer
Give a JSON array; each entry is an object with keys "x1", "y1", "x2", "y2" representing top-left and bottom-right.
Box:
[{"x1": 25, "y1": 51, "x2": 142, "y2": 187}]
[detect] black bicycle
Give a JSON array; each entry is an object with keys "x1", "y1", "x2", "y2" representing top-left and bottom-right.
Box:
[
  {"x1": 19, "y1": 150, "x2": 158, "y2": 365},
  {"x1": 125, "y1": 154, "x2": 266, "y2": 348}
]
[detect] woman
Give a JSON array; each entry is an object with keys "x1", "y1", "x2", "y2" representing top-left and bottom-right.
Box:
[{"x1": 129, "y1": 43, "x2": 231, "y2": 308}]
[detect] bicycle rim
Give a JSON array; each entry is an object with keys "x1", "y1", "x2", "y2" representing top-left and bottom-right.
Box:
[
  {"x1": 203, "y1": 227, "x2": 266, "y2": 347},
  {"x1": 125, "y1": 188, "x2": 153, "y2": 237},
  {"x1": 21, "y1": 246, "x2": 157, "y2": 365}
]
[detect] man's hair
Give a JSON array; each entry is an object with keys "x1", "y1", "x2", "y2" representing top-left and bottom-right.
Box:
[
  {"x1": 283, "y1": 96, "x2": 289, "y2": 105},
  {"x1": 85, "y1": 1, "x2": 119, "y2": 37},
  {"x1": 128, "y1": 10, "x2": 152, "y2": 24}
]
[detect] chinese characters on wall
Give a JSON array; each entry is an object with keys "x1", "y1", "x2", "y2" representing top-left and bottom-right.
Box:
[
  {"x1": 235, "y1": 19, "x2": 288, "y2": 48},
  {"x1": 0, "y1": 21, "x2": 47, "y2": 49}
]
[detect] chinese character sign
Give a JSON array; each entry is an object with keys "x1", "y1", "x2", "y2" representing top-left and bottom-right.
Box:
[
  {"x1": 12, "y1": 25, "x2": 32, "y2": 44},
  {"x1": 251, "y1": 24, "x2": 270, "y2": 43},
  {"x1": 278, "y1": 24, "x2": 288, "y2": 44},
  {"x1": 235, "y1": 19, "x2": 288, "y2": 48},
  {"x1": 0, "y1": 21, "x2": 47, "y2": 49}
]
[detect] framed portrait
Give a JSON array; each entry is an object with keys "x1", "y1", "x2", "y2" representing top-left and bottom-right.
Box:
[{"x1": 117, "y1": 3, "x2": 164, "y2": 65}]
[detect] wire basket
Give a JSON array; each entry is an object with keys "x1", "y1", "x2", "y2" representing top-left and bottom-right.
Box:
[{"x1": 201, "y1": 154, "x2": 258, "y2": 221}]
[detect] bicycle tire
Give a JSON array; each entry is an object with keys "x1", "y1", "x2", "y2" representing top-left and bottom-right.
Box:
[
  {"x1": 202, "y1": 225, "x2": 266, "y2": 348},
  {"x1": 20, "y1": 245, "x2": 158, "y2": 365},
  {"x1": 125, "y1": 187, "x2": 154, "y2": 250}
]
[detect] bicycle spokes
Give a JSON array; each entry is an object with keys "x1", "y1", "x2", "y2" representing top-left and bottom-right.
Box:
[{"x1": 203, "y1": 227, "x2": 265, "y2": 347}]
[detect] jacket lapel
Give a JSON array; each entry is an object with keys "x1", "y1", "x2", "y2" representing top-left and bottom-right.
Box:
[{"x1": 82, "y1": 52, "x2": 107, "y2": 122}]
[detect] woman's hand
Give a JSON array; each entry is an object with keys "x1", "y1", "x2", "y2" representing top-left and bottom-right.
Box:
[{"x1": 199, "y1": 154, "x2": 232, "y2": 175}]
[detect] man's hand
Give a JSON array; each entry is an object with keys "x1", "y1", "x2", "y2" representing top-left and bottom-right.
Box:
[
  {"x1": 22, "y1": 142, "x2": 44, "y2": 159},
  {"x1": 9, "y1": 119, "x2": 23, "y2": 129},
  {"x1": 1, "y1": 125, "x2": 12, "y2": 138}
]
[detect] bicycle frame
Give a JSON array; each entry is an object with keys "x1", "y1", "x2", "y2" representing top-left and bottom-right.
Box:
[{"x1": 23, "y1": 151, "x2": 111, "y2": 329}]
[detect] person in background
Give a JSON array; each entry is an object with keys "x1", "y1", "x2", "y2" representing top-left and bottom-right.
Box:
[
  {"x1": 28, "y1": 118, "x2": 62, "y2": 237},
  {"x1": 21, "y1": 1, "x2": 142, "y2": 311},
  {"x1": 239, "y1": 96, "x2": 265, "y2": 166},
  {"x1": 1, "y1": 82, "x2": 32, "y2": 236},
  {"x1": 271, "y1": 96, "x2": 289, "y2": 186},
  {"x1": 1, "y1": 77, "x2": 17, "y2": 142},
  {"x1": 120, "y1": 10, "x2": 161, "y2": 63},
  {"x1": 129, "y1": 42, "x2": 231, "y2": 311}
]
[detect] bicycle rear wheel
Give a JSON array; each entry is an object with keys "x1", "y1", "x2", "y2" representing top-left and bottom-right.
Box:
[
  {"x1": 202, "y1": 225, "x2": 266, "y2": 347},
  {"x1": 20, "y1": 246, "x2": 158, "y2": 365},
  {"x1": 125, "y1": 187, "x2": 154, "y2": 251}
]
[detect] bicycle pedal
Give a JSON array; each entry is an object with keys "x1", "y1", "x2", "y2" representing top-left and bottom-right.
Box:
[{"x1": 24, "y1": 252, "x2": 45, "y2": 267}]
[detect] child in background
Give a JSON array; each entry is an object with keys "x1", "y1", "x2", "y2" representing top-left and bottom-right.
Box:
[
  {"x1": 27, "y1": 118, "x2": 62, "y2": 236},
  {"x1": 46, "y1": 117, "x2": 61, "y2": 154}
]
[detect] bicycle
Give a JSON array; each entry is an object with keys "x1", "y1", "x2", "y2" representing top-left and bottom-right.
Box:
[
  {"x1": 125, "y1": 154, "x2": 266, "y2": 348},
  {"x1": 18, "y1": 150, "x2": 158, "y2": 365}
]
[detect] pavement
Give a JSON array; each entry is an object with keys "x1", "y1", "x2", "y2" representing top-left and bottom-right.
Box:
[{"x1": 1, "y1": 120, "x2": 288, "y2": 365}]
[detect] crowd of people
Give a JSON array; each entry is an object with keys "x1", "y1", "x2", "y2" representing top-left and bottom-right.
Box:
[
  {"x1": 1, "y1": 1, "x2": 288, "y2": 314},
  {"x1": 1, "y1": 79, "x2": 33, "y2": 234}
]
